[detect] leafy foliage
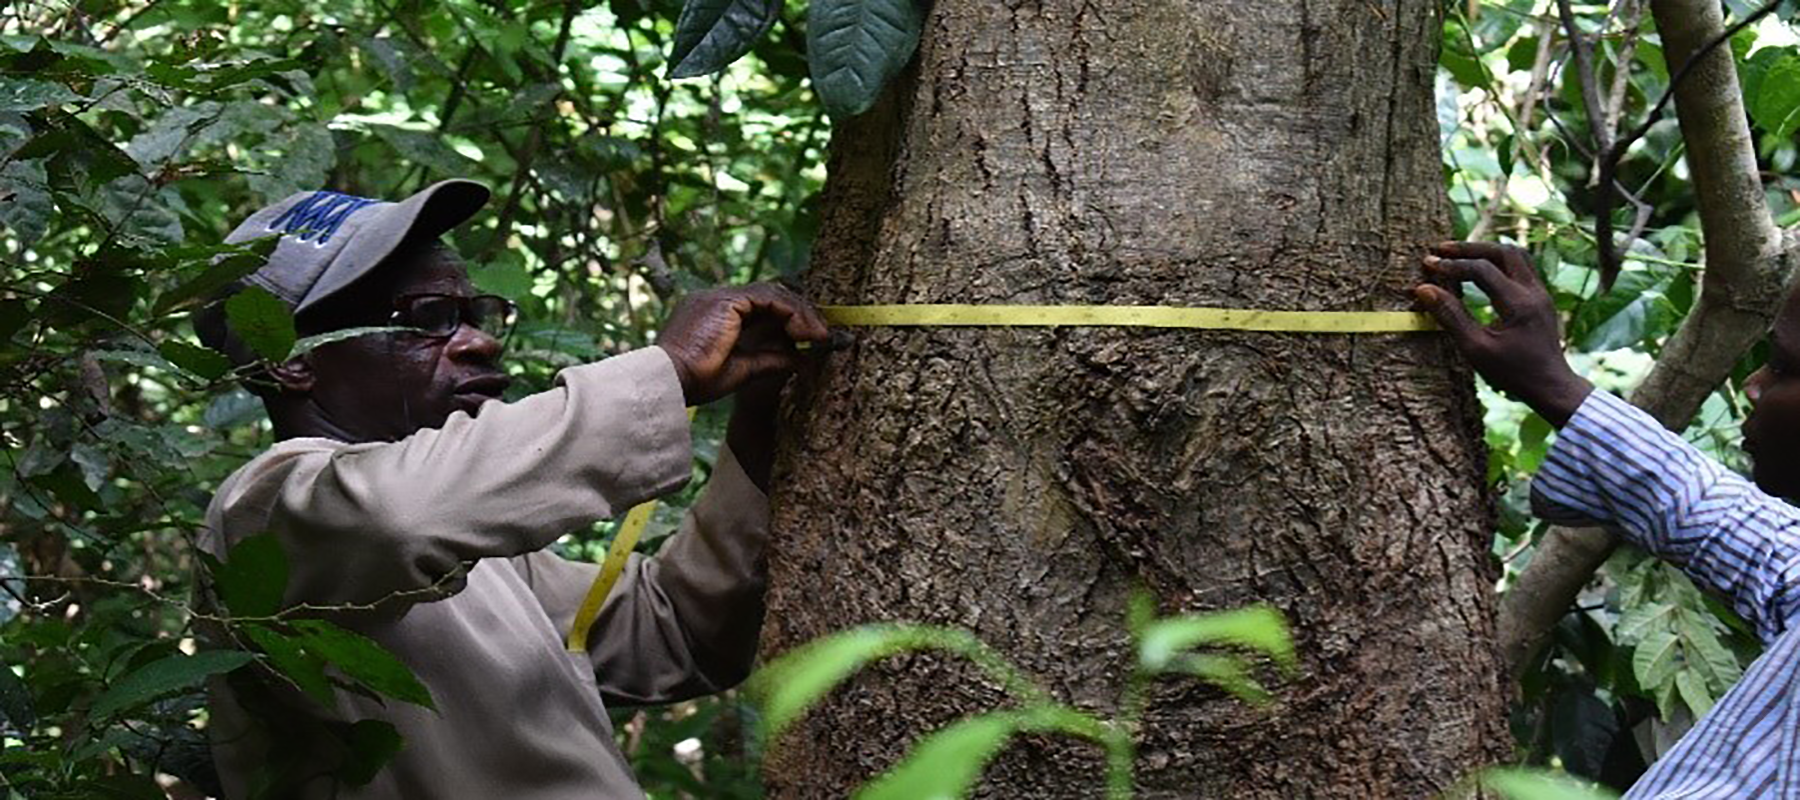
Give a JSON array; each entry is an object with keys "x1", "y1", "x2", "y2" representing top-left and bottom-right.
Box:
[
  {"x1": 0, "y1": 0, "x2": 825, "y2": 793},
  {"x1": 1442, "y1": 1, "x2": 1800, "y2": 790},
  {"x1": 751, "y1": 597, "x2": 1294, "y2": 799}
]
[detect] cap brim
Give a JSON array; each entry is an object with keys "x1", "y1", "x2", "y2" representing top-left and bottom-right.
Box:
[{"x1": 296, "y1": 179, "x2": 490, "y2": 315}]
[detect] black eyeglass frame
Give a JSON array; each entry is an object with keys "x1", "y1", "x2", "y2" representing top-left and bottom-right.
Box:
[{"x1": 389, "y1": 293, "x2": 519, "y2": 341}]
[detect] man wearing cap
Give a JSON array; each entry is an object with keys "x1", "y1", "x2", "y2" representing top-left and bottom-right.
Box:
[{"x1": 193, "y1": 179, "x2": 828, "y2": 798}]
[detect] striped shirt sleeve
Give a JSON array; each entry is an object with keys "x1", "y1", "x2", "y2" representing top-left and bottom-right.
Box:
[{"x1": 1530, "y1": 390, "x2": 1800, "y2": 643}]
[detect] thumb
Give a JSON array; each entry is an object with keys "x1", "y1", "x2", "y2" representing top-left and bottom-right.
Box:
[{"x1": 1412, "y1": 285, "x2": 1484, "y2": 346}]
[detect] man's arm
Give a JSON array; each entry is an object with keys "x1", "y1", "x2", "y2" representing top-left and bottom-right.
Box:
[
  {"x1": 1415, "y1": 241, "x2": 1800, "y2": 641},
  {"x1": 511, "y1": 376, "x2": 786, "y2": 703},
  {"x1": 206, "y1": 348, "x2": 693, "y2": 610},
  {"x1": 1528, "y1": 389, "x2": 1800, "y2": 642}
]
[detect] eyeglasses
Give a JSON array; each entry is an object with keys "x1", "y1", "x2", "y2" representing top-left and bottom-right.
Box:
[{"x1": 390, "y1": 293, "x2": 518, "y2": 340}]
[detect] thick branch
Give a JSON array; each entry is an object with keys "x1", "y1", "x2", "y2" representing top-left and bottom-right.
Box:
[{"x1": 1497, "y1": 0, "x2": 1798, "y2": 676}]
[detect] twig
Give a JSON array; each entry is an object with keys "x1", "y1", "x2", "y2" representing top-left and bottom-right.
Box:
[{"x1": 1594, "y1": 0, "x2": 1787, "y2": 288}]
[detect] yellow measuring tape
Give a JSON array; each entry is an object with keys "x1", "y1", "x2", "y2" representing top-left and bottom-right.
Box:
[
  {"x1": 566, "y1": 303, "x2": 1433, "y2": 651},
  {"x1": 566, "y1": 408, "x2": 697, "y2": 654},
  {"x1": 818, "y1": 304, "x2": 1437, "y2": 333}
]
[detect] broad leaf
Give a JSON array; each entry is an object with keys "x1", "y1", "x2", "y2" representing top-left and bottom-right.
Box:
[
  {"x1": 337, "y1": 719, "x2": 405, "y2": 786},
  {"x1": 1755, "y1": 55, "x2": 1800, "y2": 141},
  {"x1": 224, "y1": 286, "x2": 296, "y2": 362},
  {"x1": 89, "y1": 650, "x2": 255, "y2": 719},
  {"x1": 213, "y1": 533, "x2": 289, "y2": 618},
  {"x1": 290, "y1": 620, "x2": 435, "y2": 710},
  {"x1": 0, "y1": 78, "x2": 80, "y2": 112},
  {"x1": 1481, "y1": 768, "x2": 1620, "y2": 800},
  {"x1": 1674, "y1": 669, "x2": 1714, "y2": 718},
  {"x1": 668, "y1": 0, "x2": 783, "y2": 79},
  {"x1": 159, "y1": 340, "x2": 232, "y2": 381},
  {"x1": 1631, "y1": 629, "x2": 1680, "y2": 700},
  {"x1": 290, "y1": 326, "x2": 411, "y2": 357},
  {"x1": 242, "y1": 624, "x2": 334, "y2": 706},
  {"x1": 807, "y1": 0, "x2": 923, "y2": 119},
  {"x1": 1137, "y1": 605, "x2": 1294, "y2": 674},
  {"x1": 752, "y1": 624, "x2": 980, "y2": 738},
  {"x1": 859, "y1": 706, "x2": 1105, "y2": 800}
]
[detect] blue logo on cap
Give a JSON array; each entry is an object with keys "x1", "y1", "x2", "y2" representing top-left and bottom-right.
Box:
[{"x1": 269, "y1": 190, "x2": 380, "y2": 245}]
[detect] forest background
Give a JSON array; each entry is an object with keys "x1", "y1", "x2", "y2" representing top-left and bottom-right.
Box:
[{"x1": 2, "y1": 0, "x2": 1798, "y2": 796}]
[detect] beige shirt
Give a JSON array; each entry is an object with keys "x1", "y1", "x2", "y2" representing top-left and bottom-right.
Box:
[{"x1": 199, "y1": 347, "x2": 769, "y2": 799}]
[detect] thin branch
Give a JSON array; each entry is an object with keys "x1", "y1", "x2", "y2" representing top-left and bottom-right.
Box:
[{"x1": 1595, "y1": 0, "x2": 1786, "y2": 287}]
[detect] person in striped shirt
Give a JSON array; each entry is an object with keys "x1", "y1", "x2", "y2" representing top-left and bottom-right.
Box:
[{"x1": 1414, "y1": 240, "x2": 1800, "y2": 797}]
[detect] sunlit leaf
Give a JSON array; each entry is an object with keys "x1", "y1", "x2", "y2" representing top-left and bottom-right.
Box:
[
  {"x1": 858, "y1": 706, "x2": 1104, "y2": 800},
  {"x1": 751, "y1": 624, "x2": 981, "y2": 739},
  {"x1": 1481, "y1": 768, "x2": 1620, "y2": 800},
  {"x1": 1137, "y1": 605, "x2": 1294, "y2": 674}
]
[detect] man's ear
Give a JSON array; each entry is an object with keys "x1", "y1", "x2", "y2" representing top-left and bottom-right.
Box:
[{"x1": 267, "y1": 355, "x2": 315, "y2": 394}]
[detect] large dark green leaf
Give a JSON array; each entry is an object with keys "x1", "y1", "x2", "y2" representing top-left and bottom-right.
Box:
[
  {"x1": 667, "y1": 0, "x2": 783, "y2": 79},
  {"x1": 806, "y1": 0, "x2": 923, "y2": 119},
  {"x1": 337, "y1": 719, "x2": 405, "y2": 786},
  {"x1": 212, "y1": 533, "x2": 289, "y2": 619},
  {"x1": 290, "y1": 620, "x2": 435, "y2": 710},
  {"x1": 242, "y1": 624, "x2": 334, "y2": 706},
  {"x1": 88, "y1": 650, "x2": 255, "y2": 719},
  {"x1": 224, "y1": 285, "x2": 296, "y2": 362}
]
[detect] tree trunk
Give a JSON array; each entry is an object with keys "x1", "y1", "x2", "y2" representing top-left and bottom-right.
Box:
[{"x1": 764, "y1": 1, "x2": 1509, "y2": 796}]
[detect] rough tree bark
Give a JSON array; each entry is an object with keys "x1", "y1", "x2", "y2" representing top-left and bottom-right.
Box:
[
  {"x1": 1496, "y1": 0, "x2": 1800, "y2": 678},
  {"x1": 763, "y1": 1, "x2": 1509, "y2": 796}
]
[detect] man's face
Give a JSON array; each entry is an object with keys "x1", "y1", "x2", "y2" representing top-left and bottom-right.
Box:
[
  {"x1": 299, "y1": 245, "x2": 511, "y2": 442},
  {"x1": 1742, "y1": 289, "x2": 1800, "y2": 498}
]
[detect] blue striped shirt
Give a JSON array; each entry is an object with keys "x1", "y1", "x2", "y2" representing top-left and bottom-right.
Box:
[{"x1": 1532, "y1": 390, "x2": 1800, "y2": 797}]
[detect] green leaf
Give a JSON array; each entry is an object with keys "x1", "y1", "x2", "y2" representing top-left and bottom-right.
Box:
[
  {"x1": 0, "y1": 78, "x2": 80, "y2": 112},
  {"x1": 224, "y1": 286, "x2": 296, "y2": 362},
  {"x1": 1169, "y1": 653, "x2": 1271, "y2": 703},
  {"x1": 857, "y1": 712, "x2": 1020, "y2": 800},
  {"x1": 752, "y1": 624, "x2": 978, "y2": 739},
  {"x1": 1481, "y1": 768, "x2": 1620, "y2": 800},
  {"x1": 337, "y1": 719, "x2": 405, "y2": 786},
  {"x1": 667, "y1": 0, "x2": 783, "y2": 79},
  {"x1": 152, "y1": 250, "x2": 270, "y2": 315},
  {"x1": 1674, "y1": 669, "x2": 1714, "y2": 718},
  {"x1": 1614, "y1": 601, "x2": 1675, "y2": 645},
  {"x1": 469, "y1": 254, "x2": 534, "y2": 299},
  {"x1": 1674, "y1": 608, "x2": 1743, "y2": 690},
  {"x1": 213, "y1": 533, "x2": 289, "y2": 618},
  {"x1": 290, "y1": 326, "x2": 411, "y2": 357},
  {"x1": 242, "y1": 624, "x2": 334, "y2": 706},
  {"x1": 159, "y1": 340, "x2": 232, "y2": 381},
  {"x1": 89, "y1": 650, "x2": 255, "y2": 719},
  {"x1": 858, "y1": 706, "x2": 1104, "y2": 800},
  {"x1": 0, "y1": 665, "x2": 35, "y2": 729},
  {"x1": 807, "y1": 0, "x2": 924, "y2": 119},
  {"x1": 290, "y1": 620, "x2": 435, "y2": 710},
  {"x1": 1631, "y1": 628, "x2": 1680, "y2": 697},
  {"x1": 1755, "y1": 55, "x2": 1800, "y2": 141},
  {"x1": 28, "y1": 462, "x2": 101, "y2": 512},
  {"x1": 1137, "y1": 605, "x2": 1294, "y2": 674},
  {"x1": 371, "y1": 125, "x2": 481, "y2": 176}
]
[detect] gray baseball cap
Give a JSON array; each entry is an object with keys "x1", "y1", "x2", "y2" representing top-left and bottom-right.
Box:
[{"x1": 223, "y1": 178, "x2": 490, "y2": 316}]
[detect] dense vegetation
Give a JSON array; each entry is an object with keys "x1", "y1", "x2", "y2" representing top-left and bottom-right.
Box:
[{"x1": 1, "y1": 0, "x2": 1797, "y2": 795}]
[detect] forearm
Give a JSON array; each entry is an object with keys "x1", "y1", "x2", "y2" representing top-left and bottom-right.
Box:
[
  {"x1": 220, "y1": 348, "x2": 693, "y2": 609},
  {"x1": 1531, "y1": 390, "x2": 1800, "y2": 640},
  {"x1": 586, "y1": 445, "x2": 770, "y2": 703}
]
